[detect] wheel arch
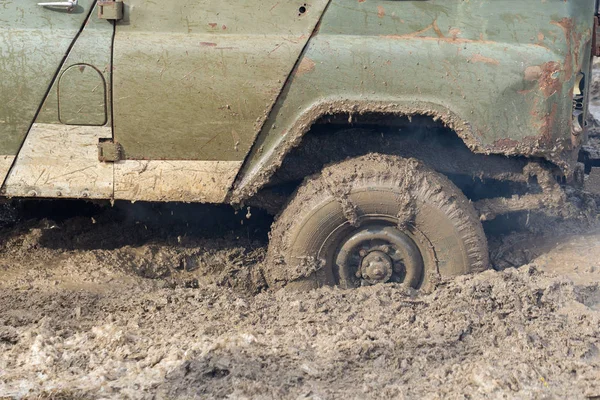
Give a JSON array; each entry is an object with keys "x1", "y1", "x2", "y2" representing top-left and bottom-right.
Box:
[{"x1": 229, "y1": 98, "x2": 489, "y2": 204}]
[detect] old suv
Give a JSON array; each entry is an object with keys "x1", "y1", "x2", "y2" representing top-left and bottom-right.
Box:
[{"x1": 1, "y1": 0, "x2": 597, "y2": 290}]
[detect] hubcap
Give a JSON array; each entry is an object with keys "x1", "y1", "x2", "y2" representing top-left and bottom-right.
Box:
[
  {"x1": 334, "y1": 224, "x2": 424, "y2": 288},
  {"x1": 361, "y1": 250, "x2": 394, "y2": 284}
]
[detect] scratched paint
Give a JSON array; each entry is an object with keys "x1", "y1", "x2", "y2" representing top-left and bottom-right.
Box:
[
  {"x1": 1, "y1": 124, "x2": 113, "y2": 199},
  {"x1": 114, "y1": 160, "x2": 243, "y2": 203},
  {"x1": 0, "y1": 0, "x2": 96, "y2": 156},
  {"x1": 112, "y1": 0, "x2": 330, "y2": 161}
]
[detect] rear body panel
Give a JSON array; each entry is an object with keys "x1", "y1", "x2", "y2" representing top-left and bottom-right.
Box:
[{"x1": 233, "y1": 0, "x2": 596, "y2": 200}]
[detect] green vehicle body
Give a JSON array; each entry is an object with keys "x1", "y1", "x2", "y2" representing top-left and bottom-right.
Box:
[{"x1": 0, "y1": 0, "x2": 596, "y2": 204}]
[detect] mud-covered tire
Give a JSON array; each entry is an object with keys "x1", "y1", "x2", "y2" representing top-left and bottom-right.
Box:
[{"x1": 263, "y1": 154, "x2": 489, "y2": 291}]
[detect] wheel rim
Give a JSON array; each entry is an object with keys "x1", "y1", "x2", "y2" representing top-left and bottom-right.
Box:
[{"x1": 333, "y1": 224, "x2": 424, "y2": 289}]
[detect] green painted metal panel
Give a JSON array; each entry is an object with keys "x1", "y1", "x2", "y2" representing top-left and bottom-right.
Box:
[
  {"x1": 236, "y1": 0, "x2": 596, "y2": 192},
  {"x1": 0, "y1": 0, "x2": 96, "y2": 155},
  {"x1": 58, "y1": 64, "x2": 106, "y2": 125},
  {"x1": 112, "y1": 0, "x2": 330, "y2": 161},
  {"x1": 37, "y1": 3, "x2": 114, "y2": 127}
]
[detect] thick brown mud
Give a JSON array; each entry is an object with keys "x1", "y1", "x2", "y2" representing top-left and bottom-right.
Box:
[{"x1": 0, "y1": 199, "x2": 599, "y2": 399}]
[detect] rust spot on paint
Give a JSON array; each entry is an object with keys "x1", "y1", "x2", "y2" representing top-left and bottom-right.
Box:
[
  {"x1": 208, "y1": 23, "x2": 218, "y2": 29},
  {"x1": 550, "y1": 18, "x2": 576, "y2": 78},
  {"x1": 539, "y1": 103, "x2": 559, "y2": 144},
  {"x1": 493, "y1": 138, "x2": 520, "y2": 149},
  {"x1": 526, "y1": 62, "x2": 562, "y2": 97},
  {"x1": 200, "y1": 42, "x2": 218, "y2": 47},
  {"x1": 432, "y1": 20, "x2": 444, "y2": 38},
  {"x1": 377, "y1": 6, "x2": 385, "y2": 18},
  {"x1": 449, "y1": 28, "x2": 461, "y2": 39},
  {"x1": 527, "y1": 95, "x2": 559, "y2": 147},
  {"x1": 296, "y1": 57, "x2": 316, "y2": 76},
  {"x1": 469, "y1": 54, "x2": 500, "y2": 65},
  {"x1": 525, "y1": 61, "x2": 562, "y2": 97}
]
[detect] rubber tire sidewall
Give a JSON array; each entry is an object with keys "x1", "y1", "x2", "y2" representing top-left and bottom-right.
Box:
[{"x1": 264, "y1": 155, "x2": 489, "y2": 290}]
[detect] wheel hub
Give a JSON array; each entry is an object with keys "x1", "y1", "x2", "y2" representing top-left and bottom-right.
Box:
[
  {"x1": 334, "y1": 225, "x2": 424, "y2": 288},
  {"x1": 360, "y1": 250, "x2": 393, "y2": 284}
]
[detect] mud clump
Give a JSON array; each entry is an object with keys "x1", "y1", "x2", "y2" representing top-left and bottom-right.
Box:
[
  {"x1": 588, "y1": 58, "x2": 600, "y2": 133},
  {"x1": 95, "y1": 244, "x2": 267, "y2": 292},
  {"x1": 591, "y1": 59, "x2": 600, "y2": 101}
]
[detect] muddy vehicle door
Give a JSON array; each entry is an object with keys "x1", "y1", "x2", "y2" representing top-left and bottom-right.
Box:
[
  {"x1": 0, "y1": 1, "x2": 115, "y2": 199},
  {"x1": 0, "y1": 0, "x2": 100, "y2": 181},
  {"x1": 110, "y1": 1, "x2": 329, "y2": 203}
]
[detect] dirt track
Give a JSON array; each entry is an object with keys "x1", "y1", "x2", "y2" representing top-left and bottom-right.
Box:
[{"x1": 0, "y1": 200, "x2": 598, "y2": 400}]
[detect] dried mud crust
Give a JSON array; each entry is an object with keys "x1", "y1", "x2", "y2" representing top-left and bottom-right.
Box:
[{"x1": 264, "y1": 154, "x2": 489, "y2": 290}]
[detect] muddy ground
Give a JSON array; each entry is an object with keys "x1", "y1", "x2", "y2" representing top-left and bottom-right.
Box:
[
  {"x1": 1, "y1": 63, "x2": 600, "y2": 400},
  {"x1": 0, "y1": 199, "x2": 599, "y2": 400}
]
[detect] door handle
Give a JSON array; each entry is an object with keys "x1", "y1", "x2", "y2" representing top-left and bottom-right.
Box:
[{"x1": 38, "y1": 0, "x2": 77, "y2": 9}]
